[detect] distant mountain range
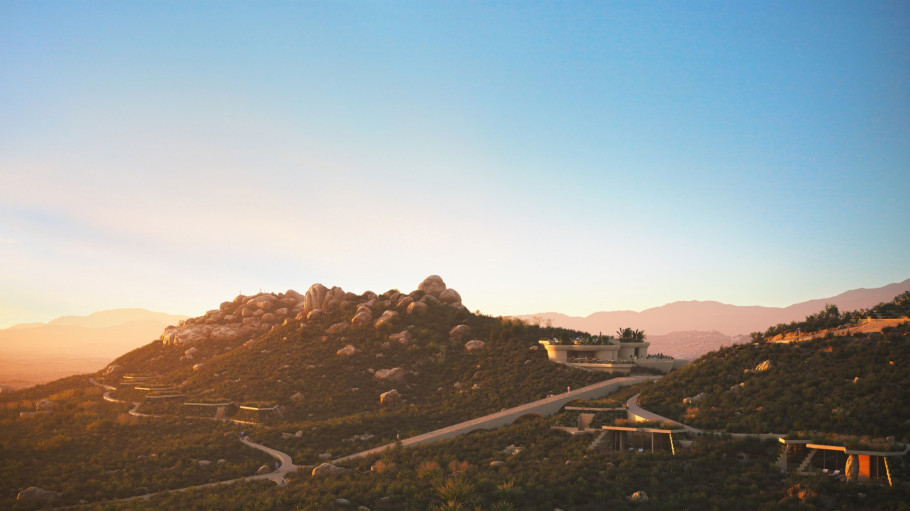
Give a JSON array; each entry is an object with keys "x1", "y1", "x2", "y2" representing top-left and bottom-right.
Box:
[
  {"x1": 0, "y1": 308, "x2": 187, "y2": 388},
  {"x1": 515, "y1": 279, "x2": 910, "y2": 360}
]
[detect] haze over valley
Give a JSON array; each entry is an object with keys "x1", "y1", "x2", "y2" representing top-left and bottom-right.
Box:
[{"x1": 2, "y1": 2, "x2": 909, "y2": 509}]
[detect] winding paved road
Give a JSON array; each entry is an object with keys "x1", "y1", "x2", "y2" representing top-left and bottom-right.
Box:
[
  {"x1": 334, "y1": 375, "x2": 657, "y2": 464},
  {"x1": 626, "y1": 393, "x2": 786, "y2": 440},
  {"x1": 78, "y1": 374, "x2": 652, "y2": 506}
]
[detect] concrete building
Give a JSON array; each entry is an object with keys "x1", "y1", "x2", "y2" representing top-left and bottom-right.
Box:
[
  {"x1": 538, "y1": 339, "x2": 686, "y2": 374},
  {"x1": 777, "y1": 437, "x2": 907, "y2": 486}
]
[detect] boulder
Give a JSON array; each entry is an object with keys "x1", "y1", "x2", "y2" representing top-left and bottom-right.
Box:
[
  {"x1": 845, "y1": 454, "x2": 858, "y2": 481},
  {"x1": 373, "y1": 367, "x2": 410, "y2": 383},
  {"x1": 449, "y1": 324, "x2": 471, "y2": 340},
  {"x1": 421, "y1": 294, "x2": 440, "y2": 306},
  {"x1": 275, "y1": 307, "x2": 289, "y2": 317},
  {"x1": 628, "y1": 491, "x2": 648, "y2": 503},
  {"x1": 754, "y1": 360, "x2": 773, "y2": 372},
  {"x1": 184, "y1": 347, "x2": 199, "y2": 358},
  {"x1": 219, "y1": 301, "x2": 235, "y2": 312},
  {"x1": 193, "y1": 363, "x2": 205, "y2": 371},
  {"x1": 374, "y1": 310, "x2": 399, "y2": 330},
  {"x1": 260, "y1": 312, "x2": 277, "y2": 324},
  {"x1": 290, "y1": 392, "x2": 305, "y2": 403},
  {"x1": 104, "y1": 364, "x2": 125, "y2": 376},
  {"x1": 328, "y1": 322, "x2": 350, "y2": 334},
  {"x1": 417, "y1": 275, "x2": 447, "y2": 298},
  {"x1": 210, "y1": 325, "x2": 245, "y2": 342},
  {"x1": 465, "y1": 340, "x2": 486, "y2": 352},
  {"x1": 304, "y1": 284, "x2": 329, "y2": 315},
  {"x1": 407, "y1": 301, "x2": 428, "y2": 315},
  {"x1": 256, "y1": 464, "x2": 272, "y2": 475},
  {"x1": 438, "y1": 288, "x2": 461, "y2": 305},
  {"x1": 307, "y1": 309, "x2": 325, "y2": 320},
  {"x1": 35, "y1": 400, "x2": 56, "y2": 412},
  {"x1": 16, "y1": 487, "x2": 61, "y2": 504},
  {"x1": 337, "y1": 345, "x2": 360, "y2": 357},
  {"x1": 380, "y1": 389, "x2": 401, "y2": 406},
  {"x1": 389, "y1": 331, "x2": 414, "y2": 346},
  {"x1": 176, "y1": 325, "x2": 210, "y2": 344},
  {"x1": 352, "y1": 310, "x2": 373, "y2": 328},
  {"x1": 249, "y1": 294, "x2": 277, "y2": 311},
  {"x1": 312, "y1": 463, "x2": 348, "y2": 477},
  {"x1": 396, "y1": 296, "x2": 414, "y2": 310}
]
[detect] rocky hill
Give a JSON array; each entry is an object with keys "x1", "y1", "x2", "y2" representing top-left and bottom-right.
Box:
[{"x1": 104, "y1": 275, "x2": 614, "y2": 439}]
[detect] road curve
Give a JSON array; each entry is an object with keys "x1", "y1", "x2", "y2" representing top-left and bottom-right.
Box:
[
  {"x1": 626, "y1": 393, "x2": 786, "y2": 440},
  {"x1": 334, "y1": 375, "x2": 657, "y2": 464}
]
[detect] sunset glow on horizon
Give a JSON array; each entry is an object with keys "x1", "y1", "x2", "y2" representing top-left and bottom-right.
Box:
[{"x1": 2, "y1": 2, "x2": 909, "y2": 328}]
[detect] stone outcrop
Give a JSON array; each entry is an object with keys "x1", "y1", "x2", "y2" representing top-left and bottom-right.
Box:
[
  {"x1": 380, "y1": 389, "x2": 401, "y2": 406},
  {"x1": 312, "y1": 463, "x2": 349, "y2": 477},
  {"x1": 373, "y1": 367, "x2": 410, "y2": 383},
  {"x1": 465, "y1": 340, "x2": 485, "y2": 352},
  {"x1": 352, "y1": 310, "x2": 373, "y2": 327},
  {"x1": 157, "y1": 277, "x2": 463, "y2": 348},
  {"x1": 389, "y1": 330, "x2": 413, "y2": 346},
  {"x1": 438, "y1": 288, "x2": 462, "y2": 305},
  {"x1": 374, "y1": 310, "x2": 399, "y2": 329},
  {"x1": 449, "y1": 325, "x2": 471, "y2": 340},
  {"x1": 104, "y1": 364, "x2": 124, "y2": 376},
  {"x1": 418, "y1": 275, "x2": 447, "y2": 298},
  {"x1": 628, "y1": 491, "x2": 649, "y2": 503},
  {"x1": 682, "y1": 392, "x2": 707, "y2": 404},
  {"x1": 407, "y1": 301, "x2": 428, "y2": 315},
  {"x1": 16, "y1": 487, "x2": 61, "y2": 504},
  {"x1": 35, "y1": 400, "x2": 56, "y2": 412},
  {"x1": 754, "y1": 360, "x2": 772, "y2": 372},
  {"x1": 337, "y1": 345, "x2": 360, "y2": 357}
]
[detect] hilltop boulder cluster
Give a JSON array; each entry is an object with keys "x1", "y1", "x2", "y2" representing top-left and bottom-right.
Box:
[{"x1": 159, "y1": 275, "x2": 465, "y2": 346}]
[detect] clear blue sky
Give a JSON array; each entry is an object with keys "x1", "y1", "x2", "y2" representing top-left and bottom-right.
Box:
[{"x1": 1, "y1": 1, "x2": 908, "y2": 327}]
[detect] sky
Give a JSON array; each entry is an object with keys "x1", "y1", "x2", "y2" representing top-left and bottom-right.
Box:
[{"x1": 1, "y1": 1, "x2": 909, "y2": 328}]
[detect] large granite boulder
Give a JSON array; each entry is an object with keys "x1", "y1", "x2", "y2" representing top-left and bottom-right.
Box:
[
  {"x1": 35, "y1": 400, "x2": 56, "y2": 412},
  {"x1": 374, "y1": 310, "x2": 399, "y2": 330},
  {"x1": 337, "y1": 345, "x2": 360, "y2": 357},
  {"x1": 104, "y1": 364, "x2": 125, "y2": 376},
  {"x1": 210, "y1": 325, "x2": 245, "y2": 342},
  {"x1": 465, "y1": 340, "x2": 485, "y2": 352},
  {"x1": 17, "y1": 487, "x2": 60, "y2": 504},
  {"x1": 176, "y1": 325, "x2": 210, "y2": 344},
  {"x1": 628, "y1": 491, "x2": 649, "y2": 503},
  {"x1": 417, "y1": 275, "x2": 447, "y2": 298},
  {"x1": 373, "y1": 367, "x2": 410, "y2": 383},
  {"x1": 380, "y1": 389, "x2": 401, "y2": 406},
  {"x1": 389, "y1": 330, "x2": 413, "y2": 346},
  {"x1": 312, "y1": 463, "x2": 348, "y2": 477},
  {"x1": 407, "y1": 301, "x2": 428, "y2": 315},
  {"x1": 352, "y1": 310, "x2": 373, "y2": 328},
  {"x1": 248, "y1": 294, "x2": 277, "y2": 311},
  {"x1": 438, "y1": 288, "x2": 462, "y2": 305},
  {"x1": 449, "y1": 325, "x2": 471, "y2": 340}
]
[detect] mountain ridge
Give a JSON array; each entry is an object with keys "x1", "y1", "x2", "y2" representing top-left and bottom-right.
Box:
[
  {"x1": 516, "y1": 278, "x2": 910, "y2": 358},
  {"x1": 0, "y1": 308, "x2": 187, "y2": 388}
]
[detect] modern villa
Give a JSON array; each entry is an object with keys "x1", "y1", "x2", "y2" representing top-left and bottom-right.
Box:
[{"x1": 538, "y1": 338, "x2": 687, "y2": 374}]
